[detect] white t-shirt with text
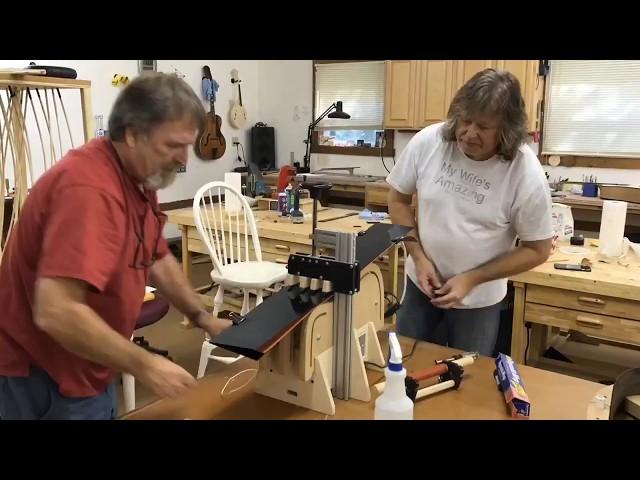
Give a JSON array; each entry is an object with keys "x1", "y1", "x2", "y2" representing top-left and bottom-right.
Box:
[{"x1": 386, "y1": 123, "x2": 552, "y2": 309}]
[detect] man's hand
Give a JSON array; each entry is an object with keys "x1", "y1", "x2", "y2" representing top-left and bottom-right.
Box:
[
  {"x1": 414, "y1": 257, "x2": 443, "y2": 299},
  {"x1": 134, "y1": 354, "x2": 196, "y2": 399},
  {"x1": 193, "y1": 311, "x2": 233, "y2": 338},
  {"x1": 431, "y1": 272, "x2": 478, "y2": 309}
]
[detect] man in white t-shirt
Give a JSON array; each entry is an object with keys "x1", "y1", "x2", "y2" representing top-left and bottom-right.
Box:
[{"x1": 386, "y1": 69, "x2": 552, "y2": 356}]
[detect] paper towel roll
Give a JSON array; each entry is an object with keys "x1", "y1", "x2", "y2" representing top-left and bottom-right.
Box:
[
  {"x1": 224, "y1": 172, "x2": 242, "y2": 213},
  {"x1": 599, "y1": 200, "x2": 627, "y2": 257}
]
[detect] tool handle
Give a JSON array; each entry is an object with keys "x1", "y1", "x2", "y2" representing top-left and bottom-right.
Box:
[
  {"x1": 411, "y1": 364, "x2": 448, "y2": 382},
  {"x1": 452, "y1": 356, "x2": 475, "y2": 368},
  {"x1": 415, "y1": 380, "x2": 455, "y2": 400}
]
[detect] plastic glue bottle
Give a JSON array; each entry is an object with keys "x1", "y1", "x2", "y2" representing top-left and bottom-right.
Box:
[{"x1": 374, "y1": 332, "x2": 414, "y2": 420}]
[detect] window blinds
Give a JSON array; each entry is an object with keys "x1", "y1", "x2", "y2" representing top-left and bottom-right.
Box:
[
  {"x1": 314, "y1": 61, "x2": 384, "y2": 130},
  {"x1": 543, "y1": 60, "x2": 640, "y2": 158}
]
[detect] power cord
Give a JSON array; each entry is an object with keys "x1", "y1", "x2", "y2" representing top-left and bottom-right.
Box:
[
  {"x1": 239, "y1": 143, "x2": 247, "y2": 165},
  {"x1": 236, "y1": 142, "x2": 248, "y2": 166},
  {"x1": 384, "y1": 291, "x2": 400, "y2": 318},
  {"x1": 524, "y1": 322, "x2": 531, "y2": 365},
  {"x1": 380, "y1": 131, "x2": 390, "y2": 173}
]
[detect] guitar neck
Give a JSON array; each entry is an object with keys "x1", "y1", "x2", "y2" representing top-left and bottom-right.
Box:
[{"x1": 210, "y1": 96, "x2": 216, "y2": 116}]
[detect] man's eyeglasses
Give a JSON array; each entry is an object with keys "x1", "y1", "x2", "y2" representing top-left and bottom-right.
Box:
[{"x1": 129, "y1": 205, "x2": 162, "y2": 270}]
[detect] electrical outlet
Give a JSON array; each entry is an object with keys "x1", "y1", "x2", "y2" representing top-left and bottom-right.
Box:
[{"x1": 232, "y1": 137, "x2": 240, "y2": 145}]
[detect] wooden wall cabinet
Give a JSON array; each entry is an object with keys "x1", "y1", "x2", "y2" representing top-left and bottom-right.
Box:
[{"x1": 384, "y1": 60, "x2": 543, "y2": 133}]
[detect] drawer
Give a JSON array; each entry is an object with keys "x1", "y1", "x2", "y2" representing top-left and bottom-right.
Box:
[
  {"x1": 217, "y1": 244, "x2": 289, "y2": 265},
  {"x1": 259, "y1": 237, "x2": 313, "y2": 256},
  {"x1": 527, "y1": 285, "x2": 640, "y2": 321},
  {"x1": 365, "y1": 184, "x2": 417, "y2": 207},
  {"x1": 365, "y1": 186, "x2": 389, "y2": 206},
  {"x1": 260, "y1": 251, "x2": 290, "y2": 265},
  {"x1": 525, "y1": 303, "x2": 640, "y2": 346}
]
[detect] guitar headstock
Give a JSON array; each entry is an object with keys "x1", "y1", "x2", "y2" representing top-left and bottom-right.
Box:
[{"x1": 230, "y1": 68, "x2": 241, "y2": 84}]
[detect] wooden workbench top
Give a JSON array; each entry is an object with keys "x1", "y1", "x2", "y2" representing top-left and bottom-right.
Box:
[
  {"x1": 122, "y1": 338, "x2": 602, "y2": 420},
  {"x1": 554, "y1": 195, "x2": 640, "y2": 214},
  {"x1": 511, "y1": 239, "x2": 640, "y2": 300},
  {"x1": 262, "y1": 172, "x2": 385, "y2": 187},
  {"x1": 167, "y1": 206, "x2": 372, "y2": 245}
]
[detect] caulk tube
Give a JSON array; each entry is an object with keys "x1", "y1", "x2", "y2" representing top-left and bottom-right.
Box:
[{"x1": 374, "y1": 332, "x2": 414, "y2": 420}]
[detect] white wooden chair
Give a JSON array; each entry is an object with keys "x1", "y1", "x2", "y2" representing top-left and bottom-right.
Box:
[{"x1": 193, "y1": 181, "x2": 288, "y2": 378}]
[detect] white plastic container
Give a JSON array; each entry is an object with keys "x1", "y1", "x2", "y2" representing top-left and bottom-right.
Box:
[
  {"x1": 374, "y1": 332, "x2": 414, "y2": 420},
  {"x1": 551, "y1": 203, "x2": 574, "y2": 242}
]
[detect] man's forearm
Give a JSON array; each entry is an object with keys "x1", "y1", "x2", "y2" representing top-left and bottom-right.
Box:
[
  {"x1": 466, "y1": 242, "x2": 550, "y2": 286},
  {"x1": 388, "y1": 198, "x2": 429, "y2": 263},
  {"x1": 150, "y1": 253, "x2": 206, "y2": 323},
  {"x1": 37, "y1": 302, "x2": 150, "y2": 375}
]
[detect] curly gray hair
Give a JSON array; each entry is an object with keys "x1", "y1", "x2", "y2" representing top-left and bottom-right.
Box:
[{"x1": 440, "y1": 68, "x2": 528, "y2": 161}]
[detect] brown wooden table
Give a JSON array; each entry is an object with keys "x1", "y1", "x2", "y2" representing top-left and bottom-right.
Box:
[
  {"x1": 122, "y1": 338, "x2": 602, "y2": 420},
  {"x1": 510, "y1": 239, "x2": 640, "y2": 379}
]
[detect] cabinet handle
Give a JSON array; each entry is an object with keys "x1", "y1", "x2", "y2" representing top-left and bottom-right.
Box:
[
  {"x1": 275, "y1": 257, "x2": 288, "y2": 264},
  {"x1": 578, "y1": 296, "x2": 606, "y2": 306},
  {"x1": 576, "y1": 315, "x2": 604, "y2": 329},
  {"x1": 275, "y1": 244, "x2": 290, "y2": 251}
]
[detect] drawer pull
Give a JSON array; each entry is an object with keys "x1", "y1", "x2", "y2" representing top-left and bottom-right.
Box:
[
  {"x1": 275, "y1": 257, "x2": 288, "y2": 264},
  {"x1": 275, "y1": 244, "x2": 290, "y2": 251},
  {"x1": 576, "y1": 315, "x2": 604, "y2": 329},
  {"x1": 578, "y1": 296, "x2": 606, "y2": 306}
]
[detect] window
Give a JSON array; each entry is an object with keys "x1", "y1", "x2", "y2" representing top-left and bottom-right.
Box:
[
  {"x1": 312, "y1": 61, "x2": 394, "y2": 156},
  {"x1": 543, "y1": 60, "x2": 640, "y2": 158}
]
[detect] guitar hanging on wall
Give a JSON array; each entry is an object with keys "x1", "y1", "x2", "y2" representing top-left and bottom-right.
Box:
[
  {"x1": 194, "y1": 65, "x2": 226, "y2": 161},
  {"x1": 229, "y1": 69, "x2": 247, "y2": 129}
]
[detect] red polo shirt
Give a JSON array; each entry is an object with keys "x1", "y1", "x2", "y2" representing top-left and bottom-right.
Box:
[{"x1": 0, "y1": 137, "x2": 170, "y2": 397}]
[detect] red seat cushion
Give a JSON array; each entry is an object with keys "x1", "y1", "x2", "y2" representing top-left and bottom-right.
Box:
[{"x1": 136, "y1": 297, "x2": 170, "y2": 330}]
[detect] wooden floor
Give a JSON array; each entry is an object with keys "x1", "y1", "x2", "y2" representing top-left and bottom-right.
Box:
[{"x1": 115, "y1": 260, "x2": 235, "y2": 415}]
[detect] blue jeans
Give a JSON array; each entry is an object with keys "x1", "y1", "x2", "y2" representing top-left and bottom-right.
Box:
[
  {"x1": 396, "y1": 279, "x2": 502, "y2": 357},
  {"x1": 0, "y1": 365, "x2": 117, "y2": 420}
]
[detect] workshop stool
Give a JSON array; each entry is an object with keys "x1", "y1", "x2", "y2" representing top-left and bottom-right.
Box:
[{"x1": 122, "y1": 296, "x2": 171, "y2": 413}]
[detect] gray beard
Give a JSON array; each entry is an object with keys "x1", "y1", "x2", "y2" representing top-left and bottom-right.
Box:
[{"x1": 143, "y1": 169, "x2": 177, "y2": 190}]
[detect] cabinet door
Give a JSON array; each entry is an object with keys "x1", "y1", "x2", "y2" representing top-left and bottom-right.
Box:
[
  {"x1": 452, "y1": 60, "x2": 494, "y2": 93},
  {"x1": 495, "y1": 60, "x2": 542, "y2": 132},
  {"x1": 384, "y1": 60, "x2": 418, "y2": 128},
  {"x1": 415, "y1": 60, "x2": 454, "y2": 128}
]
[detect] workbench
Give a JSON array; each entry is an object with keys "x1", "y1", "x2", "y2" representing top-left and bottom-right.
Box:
[
  {"x1": 554, "y1": 195, "x2": 640, "y2": 234},
  {"x1": 365, "y1": 184, "x2": 640, "y2": 232},
  {"x1": 166, "y1": 206, "x2": 402, "y2": 315},
  {"x1": 510, "y1": 240, "x2": 640, "y2": 379},
  {"x1": 122, "y1": 338, "x2": 603, "y2": 420},
  {"x1": 261, "y1": 172, "x2": 385, "y2": 206}
]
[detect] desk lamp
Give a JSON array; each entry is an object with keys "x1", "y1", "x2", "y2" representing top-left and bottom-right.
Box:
[{"x1": 295, "y1": 101, "x2": 350, "y2": 174}]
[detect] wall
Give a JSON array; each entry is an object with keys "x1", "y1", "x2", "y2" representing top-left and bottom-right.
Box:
[
  {"x1": 257, "y1": 61, "x2": 312, "y2": 167},
  {"x1": 258, "y1": 60, "x2": 640, "y2": 185},
  {"x1": 0, "y1": 59, "x2": 260, "y2": 238},
  {"x1": 257, "y1": 60, "x2": 407, "y2": 178}
]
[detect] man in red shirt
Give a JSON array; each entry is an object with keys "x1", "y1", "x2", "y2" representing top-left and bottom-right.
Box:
[{"x1": 0, "y1": 73, "x2": 232, "y2": 419}]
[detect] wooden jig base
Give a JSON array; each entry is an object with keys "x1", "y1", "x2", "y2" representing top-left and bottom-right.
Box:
[{"x1": 254, "y1": 264, "x2": 386, "y2": 415}]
